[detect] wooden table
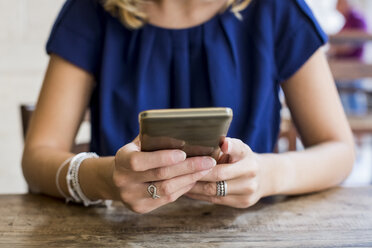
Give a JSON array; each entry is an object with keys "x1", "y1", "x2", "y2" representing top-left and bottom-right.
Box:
[{"x1": 1, "y1": 187, "x2": 372, "y2": 247}]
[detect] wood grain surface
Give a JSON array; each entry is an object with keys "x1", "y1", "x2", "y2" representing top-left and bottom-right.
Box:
[{"x1": 1, "y1": 187, "x2": 372, "y2": 247}]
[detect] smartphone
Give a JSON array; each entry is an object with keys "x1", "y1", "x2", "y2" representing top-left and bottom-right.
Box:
[{"x1": 139, "y1": 107, "x2": 233, "y2": 159}]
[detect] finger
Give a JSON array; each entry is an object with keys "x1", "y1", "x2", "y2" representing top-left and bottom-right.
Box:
[
  {"x1": 142, "y1": 183, "x2": 195, "y2": 212},
  {"x1": 186, "y1": 193, "x2": 255, "y2": 208},
  {"x1": 197, "y1": 163, "x2": 237, "y2": 182},
  {"x1": 140, "y1": 156, "x2": 216, "y2": 182},
  {"x1": 151, "y1": 168, "x2": 213, "y2": 197},
  {"x1": 188, "y1": 178, "x2": 258, "y2": 196},
  {"x1": 217, "y1": 153, "x2": 230, "y2": 164},
  {"x1": 119, "y1": 147, "x2": 187, "y2": 172},
  {"x1": 198, "y1": 161, "x2": 256, "y2": 182},
  {"x1": 220, "y1": 137, "x2": 251, "y2": 163},
  {"x1": 131, "y1": 183, "x2": 196, "y2": 214},
  {"x1": 132, "y1": 136, "x2": 140, "y2": 147}
]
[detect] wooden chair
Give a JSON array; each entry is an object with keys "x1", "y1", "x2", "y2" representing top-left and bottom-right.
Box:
[
  {"x1": 329, "y1": 31, "x2": 372, "y2": 45},
  {"x1": 277, "y1": 118, "x2": 297, "y2": 152},
  {"x1": 20, "y1": 104, "x2": 90, "y2": 154},
  {"x1": 329, "y1": 59, "x2": 372, "y2": 81},
  {"x1": 273, "y1": 113, "x2": 298, "y2": 153}
]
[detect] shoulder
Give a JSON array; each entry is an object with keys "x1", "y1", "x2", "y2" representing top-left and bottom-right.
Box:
[
  {"x1": 243, "y1": 0, "x2": 319, "y2": 28},
  {"x1": 54, "y1": 0, "x2": 106, "y2": 28},
  {"x1": 46, "y1": 0, "x2": 108, "y2": 75},
  {"x1": 240, "y1": 0, "x2": 327, "y2": 82},
  {"x1": 241, "y1": 0, "x2": 326, "y2": 44},
  {"x1": 246, "y1": 0, "x2": 312, "y2": 13},
  {"x1": 61, "y1": 0, "x2": 104, "y2": 12}
]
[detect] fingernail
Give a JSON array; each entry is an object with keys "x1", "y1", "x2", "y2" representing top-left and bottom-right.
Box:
[
  {"x1": 200, "y1": 168, "x2": 212, "y2": 176},
  {"x1": 173, "y1": 151, "x2": 186, "y2": 162},
  {"x1": 226, "y1": 138, "x2": 232, "y2": 153},
  {"x1": 203, "y1": 157, "x2": 216, "y2": 168}
]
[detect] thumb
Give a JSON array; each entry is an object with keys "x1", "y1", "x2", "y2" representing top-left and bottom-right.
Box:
[
  {"x1": 220, "y1": 137, "x2": 251, "y2": 163},
  {"x1": 126, "y1": 136, "x2": 141, "y2": 152}
]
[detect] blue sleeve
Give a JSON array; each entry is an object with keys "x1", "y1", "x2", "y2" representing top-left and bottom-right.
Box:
[
  {"x1": 274, "y1": 0, "x2": 328, "y2": 83},
  {"x1": 46, "y1": 0, "x2": 104, "y2": 76}
]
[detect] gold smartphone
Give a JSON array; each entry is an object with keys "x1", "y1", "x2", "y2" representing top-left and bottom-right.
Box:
[{"x1": 139, "y1": 107, "x2": 233, "y2": 159}]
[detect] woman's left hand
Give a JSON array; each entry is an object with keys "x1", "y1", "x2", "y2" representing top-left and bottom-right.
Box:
[{"x1": 186, "y1": 137, "x2": 269, "y2": 208}]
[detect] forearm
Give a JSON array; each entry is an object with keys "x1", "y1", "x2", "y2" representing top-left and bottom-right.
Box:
[
  {"x1": 22, "y1": 147, "x2": 116, "y2": 200},
  {"x1": 260, "y1": 141, "x2": 355, "y2": 196}
]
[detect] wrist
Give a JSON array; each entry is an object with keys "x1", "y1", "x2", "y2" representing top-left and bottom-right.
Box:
[
  {"x1": 79, "y1": 156, "x2": 119, "y2": 201},
  {"x1": 257, "y1": 153, "x2": 293, "y2": 197},
  {"x1": 255, "y1": 153, "x2": 275, "y2": 197}
]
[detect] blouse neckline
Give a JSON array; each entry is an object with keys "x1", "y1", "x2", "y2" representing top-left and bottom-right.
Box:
[{"x1": 144, "y1": 8, "x2": 232, "y2": 32}]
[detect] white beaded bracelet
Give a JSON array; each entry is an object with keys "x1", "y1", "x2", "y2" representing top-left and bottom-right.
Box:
[
  {"x1": 66, "y1": 152, "x2": 103, "y2": 207},
  {"x1": 55, "y1": 157, "x2": 73, "y2": 203}
]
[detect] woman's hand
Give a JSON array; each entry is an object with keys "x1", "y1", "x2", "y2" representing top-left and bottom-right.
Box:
[
  {"x1": 112, "y1": 137, "x2": 216, "y2": 213},
  {"x1": 186, "y1": 137, "x2": 268, "y2": 208}
]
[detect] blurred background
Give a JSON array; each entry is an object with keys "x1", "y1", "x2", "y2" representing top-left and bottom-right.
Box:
[{"x1": 1, "y1": 0, "x2": 372, "y2": 194}]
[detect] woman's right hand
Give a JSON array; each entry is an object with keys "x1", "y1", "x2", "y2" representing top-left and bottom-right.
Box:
[{"x1": 112, "y1": 137, "x2": 216, "y2": 213}]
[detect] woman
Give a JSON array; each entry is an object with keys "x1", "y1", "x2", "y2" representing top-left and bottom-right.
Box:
[{"x1": 22, "y1": 0, "x2": 355, "y2": 213}]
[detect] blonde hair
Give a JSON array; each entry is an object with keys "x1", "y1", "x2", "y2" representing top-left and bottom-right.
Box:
[{"x1": 103, "y1": 0, "x2": 251, "y2": 29}]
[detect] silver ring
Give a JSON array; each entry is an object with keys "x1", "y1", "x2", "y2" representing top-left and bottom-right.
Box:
[
  {"x1": 147, "y1": 183, "x2": 160, "y2": 199},
  {"x1": 216, "y1": 181, "x2": 227, "y2": 197},
  {"x1": 223, "y1": 181, "x2": 227, "y2": 196}
]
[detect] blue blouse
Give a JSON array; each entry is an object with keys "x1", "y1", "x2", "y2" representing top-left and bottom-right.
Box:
[{"x1": 46, "y1": 0, "x2": 327, "y2": 156}]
